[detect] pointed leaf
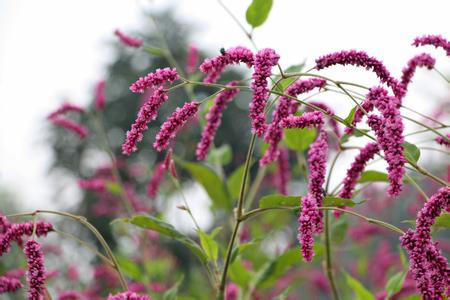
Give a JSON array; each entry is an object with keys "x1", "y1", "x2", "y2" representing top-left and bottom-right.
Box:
[
  {"x1": 198, "y1": 230, "x2": 219, "y2": 262},
  {"x1": 345, "y1": 272, "x2": 375, "y2": 300},
  {"x1": 259, "y1": 194, "x2": 300, "y2": 208},
  {"x1": 403, "y1": 142, "x2": 420, "y2": 163},
  {"x1": 246, "y1": 0, "x2": 273, "y2": 28},
  {"x1": 283, "y1": 127, "x2": 317, "y2": 151},
  {"x1": 385, "y1": 270, "x2": 407, "y2": 298}
]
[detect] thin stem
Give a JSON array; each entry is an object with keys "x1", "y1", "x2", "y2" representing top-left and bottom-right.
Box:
[
  {"x1": 325, "y1": 150, "x2": 342, "y2": 194},
  {"x1": 404, "y1": 174, "x2": 429, "y2": 201},
  {"x1": 324, "y1": 211, "x2": 340, "y2": 300},
  {"x1": 169, "y1": 176, "x2": 201, "y2": 231},
  {"x1": 245, "y1": 166, "x2": 267, "y2": 211}
]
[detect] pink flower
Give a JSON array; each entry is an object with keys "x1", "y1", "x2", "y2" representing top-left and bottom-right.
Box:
[
  {"x1": 94, "y1": 80, "x2": 106, "y2": 110},
  {"x1": 78, "y1": 178, "x2": 106, "y2": 192},
  {"x1": 315, "y1": 50, "x2": 399, "y2": 95},
  {"x1": 335, "y1": 142, "x2": 379, "y2": 217},
  {"x1": 260, "y1": 78, "x2": 326, "y2": 166},
  {"x1": 400, "y1": 187, "x2": 450, "y2": 299},
  {"x1": 274, "y1": 147, "x2": 290, "y2": 195},
  {"x1": 122, "y1": 87, "x2": 169, "y2": 155},
  {"x1": 186, "y1": 45, "x2": 199, "y2": 75},
  {"x1": 57, "y1": 290, "x2": 84, "y2": 300},
  {"x1": 435, "y1": 134, "x2": 450, "y2": 148},
  {"x1": 114, "y1": 29, "x2": 143, "y2": 48},
  {"x1": 129, "y1": 68, "x2": 179, "y2": 94},
  {"x1": 107, "y1": 291, "x2": 151, "y2": 300},
  {"x1": 196, "y1": 81, "x2": 240, "y2": 160},
  {"x1": 225, "y1": 283, "x2": 238, "y2": 300},
  {"x1": 146, "y1": 162, "x2": 166, "y2": 198},
  {"x1": 307, "y1": 101, "x2": 341, "y2": 138},
  {"x1": 0, "y1": 276, "x2": 22, "y2": 293},
  {"x1": 249, "y1": 48, "x2": 280, "y2": 137},
  {"x1": 24, "y1": 240, "x2": 46, "y2": 300},
  {"x1": 412, "y1": 34, "x2": 450, "y2": 56},
  {"x1": 48, "y1": 103, "x2": 85, "y2": 119},
  {"x1": 49, "y1": 116, "x2": 89, "y2": 139},
  {"x1": 199, "y1": 46, "x2": 254, "y2": 83},
  {"x1": 67, "y1": 265, "x2": 79, "y2": 281},
  {"x1": 396, "y1": 53, "x2": 436, "y2": 100},
  {"x1": 280, "y1": 111, "x2": 324, "y2": 129},
  {"x1": 298, "y1": 194, "x2": 319, "y2": 261},
  {"x1": 153, "y1": 102, "x2": 200, "y2": 151}
]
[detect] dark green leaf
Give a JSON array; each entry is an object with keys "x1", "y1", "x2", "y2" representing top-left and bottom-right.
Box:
[
  {"x1": 119, "y1": 215, "x2": 208, "y2": 263},
  {"x1": 177, "y1": 160, "x2": 230, "y2": 209},
  {"x1": 345, "y1": 272, "x2": 375, "y2": 300},
  {"x1": 385, "y1": 270, "x2": 407, "y2": 298},
  {"x1": 256, "y1": 249, "x2": 302, "y2": 288},
  {"x1": 259, "y1": 194, "x2": 300, "y2": 208},
  {"x1": 227, "y1": 164, "x2": 251, "y2": 200},
  {"x1": 246, "y1": 0, "x2": 273, "y2": 28},
  {"x1": 283, "y1": 127, "x2": 317, "y2": 151},
  {"x1": 323, "y1": 196, "x2": 358, "y2": 207},
  {"x1": 358, "y1": 170, "x2": 389, "y2": 183},
  {"x1": 198, "y1": 230, "x2": 219, "y2": 262},
  {"x1": 163, "y1": 275, "x2": 184, "y2": 300},
  {"x1": 331, "y1": 216, "x2": 348, "y2": 244},
  {"x1": 229, "y1": 259, "x2": 252, "y2": 287},
  {"x1": 116, "y1": 256, "x2": 141, "y2": 281},
  {"x1": 403, "y1": 142, "x2": 420, "y2": 163},
  {"x1": 207, "y1": 144, "x2": 232, "y2": 166}
]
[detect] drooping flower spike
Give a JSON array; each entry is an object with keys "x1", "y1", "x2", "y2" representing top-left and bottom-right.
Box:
[
  {"x1": 335, "y1": 142, "x2": 379, "y2": 217},
  {"x1": 186, "y1": 45, "x2": 199, "y2": 75},
  {"x1": 199, "y1": 46, "x2": 254, "y2": 83},
  {"x1": 280, "y1": 111, "x2": 324, "y2": 129},
  {"x1": 107, "y1": 291, "x2": 152, "y2": 300},
  {"x1": 0, "y1": 276, "x2": 22, "y2": 293},
  {"x1": 225, "y1": 283, "x2": 238, "y2": 300},
  {"x1": 249, "y1": 48, "x2": 280, "y2": 137},
  {"x1": 196, "y1": 81, "x2": 240, "y2": 160},
  {"x1": 412, "y1": 34, "x2": 450, "y2": 56},
  {"x1": 146, "y1": 162, "x2": 166, "y2": 198},
  {"x1": 122, "y1": 87, "x2": 169, "y2": 155},
  {"x1": 129, "y1": 68, "x2": 179, "y2": 94},
  {"x1": 47, "y1": 103, "x2": 85, "y2": 119},
  {"x1": 77, "y1": 178, "x2": 106, "y2": 193},
  {"x1": 315, "y1": 50, "x2": 399, "y2": 96},
  {"x1": 48, "y1": 117, "x2": 89, "y2": 139},
  {"x1": 154, "y1": 102, "x2": 200, "y2": 151},
  {"x1": 307, "y1": 101, "x2": 341, "y2": 138},
  {"x1": 274, "y1": 147, "x2": 290, "y2": 195},
  {"x1": 260, "y1": 78, "x2": 326, "y2": 166},
  {"x1": 395, "y1": 53, "x2": 436, "y2": 100},
  {"x1": 24, "y1": 240, "x2": 46, "y2": 300},
  {"x1": 94, "y1": 80, "x2": 106, "y2": 110},
  {"x1": 114, "y1": 29, "x2": 144, "y2": 48},
  {"x1": 435, "y1": 133, "x2": 450, "y2": 148},
  {"x1": 400, "y1": 187, "x2": 449, "y2": 299}
]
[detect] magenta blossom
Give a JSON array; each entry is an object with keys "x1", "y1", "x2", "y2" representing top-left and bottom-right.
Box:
[
  {"x1": 307, "y1": 101, "x2": 341, "y2": 138},
  {"x1": 94, "y1": 80, "x2": 106, "y2": 110},
  {"x1": 274, "y1": 147, "x2": 290, "y2": 195},
  {"x1": 186, "y1": 45, "x2": 199, "y2": 75},
  {"x1": 196, "y1": 81, "x2": 240, "y2": 160},
  {"x1": 122, "y1": 87, "x2": 169, "y2": 155},
  {"x1": 24, "y1": 240, "x2": 46, "y2": 300},
  {"x1": 107, "y1": 291, "x2": 151, "y2": 300},
  {"x1": 435, "y1": 134, "x2": 450, "y2": 148},
  {"x1": 129, "y1": 68, "x2": 179, "y2": 94},
  {"x1": 49, "y1": 116, "x2": 89, "y2": 139},
  {"x1": 147, "y1": 162, "x2": 166, "y2": 198},
  {"x1": 48, "y1": 103, "x2": 85, "y2": 119},
  {"x1": 199, "y1": 46, "x2": 254, "y2": 83},
  {"x1": 153, "y1": 102, "x2": 200, "y2": 151},
  {"x1": 298, "y1": 194, "x2": 319, "y2": 261},
  {"x1": 0, "y1": 276, "x2": 22, "y2": 293},
  {"x1": 114, "y1": 29, "x2": 143, "y2": 48},
  {"x1": 280, "y1": 111, "x2": 324, "y2": 129},
  {"x1": 225, "y1": 283, "x2": 238, "y2": 300},
  {"x1": 77, "y1": 178, "x2": 106, "y2": 193},
  {"x1": 249, "y1": 48, "x2": 280, "y2": 137},
  {"x1": 412, "y1": 34, "x2": 450, "y2": 56}
]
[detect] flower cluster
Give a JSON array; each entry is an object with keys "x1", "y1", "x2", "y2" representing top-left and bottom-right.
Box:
[
  {"x1": 129, "y1": 68, "x2": 179, "y2": 94},
  {"x1": 260, "y1": 78, "x2": 326, "y2": 166},
  {"x1": 400, "y1": 187, "x2": 449, "y2": 299},
  {"x1": 78, "y1": 178, "x2": 106, "y2": 192},
  {"x1": 274, "y1": 147, "x2": 290, "y2": 195},
  {"x1": 196, "y1": 81, "x2": 240, "y2": 160},
  {"x1": 280, "y1": 111, "x2": 324, "y2": 129},
  {"x1": 249, "y1": 48, "x2": 280, "y2": 137},
  {"x1": 94, "y1": 80, "x2": 106, "y2": 110},
  {"x1": 435, "y1": 134, "x2": 450, "y2": 148},
  {"x1": 225, "y1": 283, "x2": 238, "y2": 300},
  {"x1": 107, "y1": 291, "x2": 152, "y2": 300},
  {"x1": 153, "y1": 102, "x2": 200, "y2": 151},
  {"x1": 186, "y1": 45, "x2": 199, "y2": 75},
  {"x1": 24, "y1": 240, "x2": 46, "y2": 300},
  {"x1": 307, "y1": 101, "x2": 340, "y2": 138},
  {"x1": 114, "y1": 29, "x2": 144, "y2": 48},
  {"x1": 48, "y1": 102, "x2": 88, "y2": 139},
  {"x1": 412, "y1": 34, "x2": 450, "y2": 56},
  {"x1": 0, "y1": 276, "x2": 22, "y2": 293},
  {"x1": 199, "y1": 46, "x2": 254, "y2": 83}
]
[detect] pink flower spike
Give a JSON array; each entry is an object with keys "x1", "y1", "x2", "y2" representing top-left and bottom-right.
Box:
[
  {"x1": 199, "y1": 46, "x2": 254, "y2": 83},
  {"x1": 298, "y1": 194, "x2": 319, "y2": 261},
  {"x1": 146, "y1": 162, "x2": 166, "y2": 198},
  {"x1": 129, "y1": 68, "x2": 179, "y2": 94},
  {"x1": 0, "y1": 276, "x2": 23, "y2": 293},
  {"x1": 249, "y1": 48, "x2": 280, "y2": 137},
  {"x1": 308, "y1": 101, "x2": 341, "y2": 138},
  {"x1": 49, "y1": 116, "x2": 89, "y2": 138},
  {"x1": 435, "y1": 133, "x2": 450, "y2": 148},
  {"x1": 122, "y1": 87, "x2": 169, "y2": 155},
  {"x1": 274, "y1": 147, "x2": 290, "y2": 195},
  {"x1": 186, "y1": 45, "x2": 199, "y2": 75},
  {"x1": 114, "y1": 29, "x2": 143, "y2": 48},
  {"x1": 196, "y1": 81, "x2": 240, "y2": 160},
  {"x1": 94, "y1": 80, "x2": 106, "y2": 110},
  {"x1": 107, "y1": 291, "x2": 152, "y2": 300},
  {"x1": 77, "y1": 178, "x2": 106, "y2": 193},
  {"x1": 225, "y1": 283, "x2": 238, "y2": 300},
  {"x1": 412, "y1": 34, "x2": 450, "y2": 56},
  {"x1": 47, "y1": 103, "x2": 85, "y2": 119},
  {"x1": 24, "y1": 240, "x2": 46, "y2": 300},
  {"x1": 153, "y1": 102, "x2": 200, "y2": 151},
  {"x1": 280, "y1": 111, "x2": 324, "y2": 129}
]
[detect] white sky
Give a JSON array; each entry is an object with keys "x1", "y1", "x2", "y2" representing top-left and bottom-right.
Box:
[{"x1": 0, "y1": 0, "x2": 449, "y2": 211}]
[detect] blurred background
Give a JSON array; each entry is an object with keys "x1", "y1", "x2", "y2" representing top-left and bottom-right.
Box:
[{"x1": 0, "y1": 0, "x2": 449, "y2": 299}]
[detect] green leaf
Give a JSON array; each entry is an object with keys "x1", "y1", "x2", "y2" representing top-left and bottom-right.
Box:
[
  {"x1": 116, "y1": 256, "x2": 141, "y2": 281},
  {"x1": 385, "y1": 270, "x2": 407, "y2": 298},
  {"x1": 207, "y1": 144, "x2": 232, "y2": 166},
  {"x1": 229, "y1": 259, "x2": 252, "y2": 287},
  {"x1": 119, "y1": 215, "x2": 208, "y2": 263},
  {"x1": 227, "y1": 164, "x2": 251, "y2": 200},
  {"x1": 403, "y1": 142, "x2": 420, "y2": 163},
  {"x1": 354, "y1": 129, "x2": 370, "y2": 137},
  {"x1": 273, "y1": 288, "x2": 292, "y2": 300},
  {"x1": 259, "y1": 194, "x2": 300, "y2": 208},
  {"x1": 283, "y1": 127, "x2": 317, "y2": 151},
  {"x1": 331, "y1": 216, "x2": 348, "y2": 244},
  {"x1": 144, "y1": 46, "x2": 166, "y2": 57},
  {"x1": 344, "y1": 105, "x2": 358, "y2": 125},
  {"x1": 358, "y1": 170, "x2": 389, "y2": 183},
  {"x1": 105, "y1": 181, "x2": 122, "y2": 196},
  {"x1": 245, "y1": 0, "x2": 273, "y2": 28},
  {"x1": 198, "y1": 230, "x2": 219, "y2": 262},
  {"x1": 177, "y1": 159, "x2": 230, "y2": 209},
  {"x1": 273, "y1": 63, "x2": 306, "y2": 92},
  {"x1": 230, "y1": 241, "x2": 259, "y2": 264},
  {"x1": 256, "y1": 249, "x2": 303, "y2": 288},
  {"x1": 323, "y1": 196, "x2": 359, "y2": 207},
  {"x1": 345, "y1": 272, "x2": 375, "y2": 300},
  {"x1": 433, "y1": 213, "x2": 450, "y2": 229},
  {"x1": 163, "y1": 275, "x2": 184, "y2": 300}
]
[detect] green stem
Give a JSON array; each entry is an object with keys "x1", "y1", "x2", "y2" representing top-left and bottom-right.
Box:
[{"x1": 324, "y1": 211, "x2": 340, "y2": 300}]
